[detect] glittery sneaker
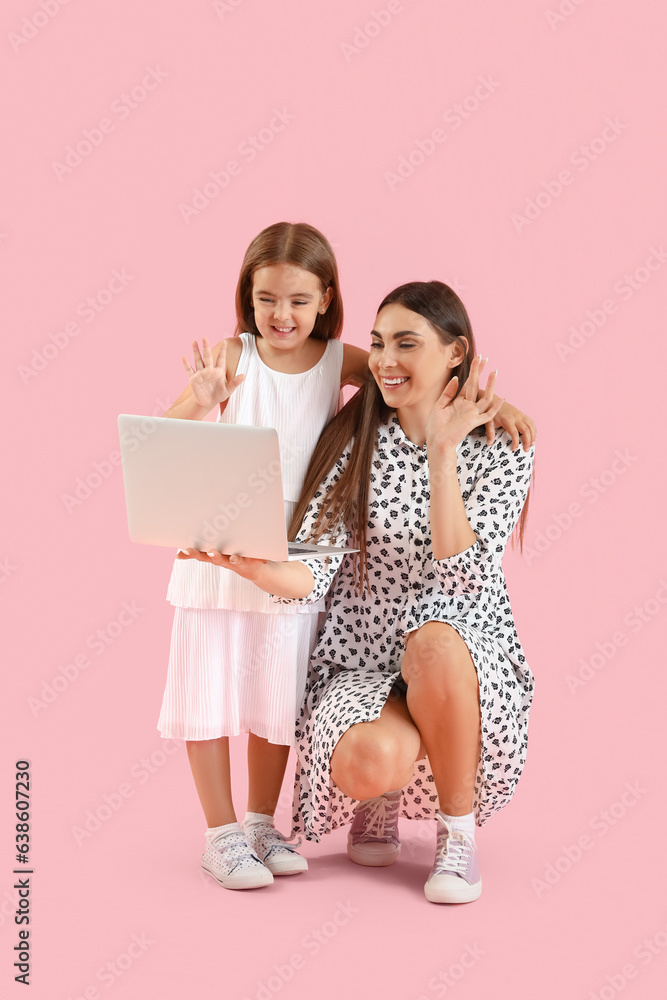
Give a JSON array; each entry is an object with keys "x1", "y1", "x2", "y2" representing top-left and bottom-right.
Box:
[
  {"x1": 244, "y1": 822, "x2": 308, "y2": 876},
  {"x1": 424, "y1": 814, "x2": 482, "y2": 903},
  {"x1": 347, "y1": 790, "x2": 402, "y2": 867},
  {"x1": 201, "y1": 826, "x2": 273, "y2": 890}
]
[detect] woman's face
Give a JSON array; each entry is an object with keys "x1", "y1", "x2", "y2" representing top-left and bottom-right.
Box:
[{"x1": 369, "y1": 303, "x2": 466, "y2": 411}]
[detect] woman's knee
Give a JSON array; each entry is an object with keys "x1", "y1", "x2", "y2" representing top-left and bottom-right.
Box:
[
  {"x1": 401, "y1": 623, "x2": 478, "y2": 697},
  {"x1": 331, "y1": 723, "x2": 402, "y2": 799}
]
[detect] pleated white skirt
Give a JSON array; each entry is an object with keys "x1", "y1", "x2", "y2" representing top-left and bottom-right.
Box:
[{"x1": 157, "y1": 608, "x2": 320, "y2": 745}]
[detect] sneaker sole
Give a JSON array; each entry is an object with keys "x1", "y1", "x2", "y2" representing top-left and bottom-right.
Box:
[
  {"x1": 264, "y1": 857, "x2": 309, "y2": 875},
  {"x1": 347, "y1": 842, "x2": 401, "y2": 867},
  {"x1": 201, "y1": 861, "x2": 274, "y2": 890},
  {"x1": 424, "y1": 879, "x2": 482, "y2": 904}
]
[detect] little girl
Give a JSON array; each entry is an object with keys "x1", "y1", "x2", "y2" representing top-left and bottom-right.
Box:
[{"x1": 158, "y1": 222, "x2": 535, "y2": 891}]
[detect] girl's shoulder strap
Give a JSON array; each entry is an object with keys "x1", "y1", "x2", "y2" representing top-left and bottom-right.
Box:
[
  {"x1": 327, "y1": 337, "x2": 344, "y2": 359},
  {"x1": 323, "y1": 337, "x2": 344, "y2": 382},
  {"x1": 233, "y1": 332, "x2": 257, "y2": 375},
  {"x1": 236, "y1": 331, "x2": 254, "y2": 353}
]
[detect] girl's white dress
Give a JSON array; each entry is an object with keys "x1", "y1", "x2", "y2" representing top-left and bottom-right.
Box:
[
  {"x1": 274, "y1": 416, "x2": 536, "y2": 836},
  {"x1": 157, "y1": 332, "x2": 344, "y2": 745}
]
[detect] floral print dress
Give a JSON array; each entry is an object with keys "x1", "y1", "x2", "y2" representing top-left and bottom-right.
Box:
[{"x1": 274, "y1": 414, "x2": 535, "y2": 840}]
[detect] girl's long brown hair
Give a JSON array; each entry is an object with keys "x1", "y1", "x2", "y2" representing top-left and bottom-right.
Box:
[
  {"x1": 235, "y1": 222, "x2": 343, "y2": 341},
  {"x1": 289, "y1": 281, "x2": 531, "y2": 592}
]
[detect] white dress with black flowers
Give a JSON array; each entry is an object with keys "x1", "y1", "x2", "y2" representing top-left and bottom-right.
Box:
[{"x1": 274, "y1": 414, "x2": 535, "y2": 839}]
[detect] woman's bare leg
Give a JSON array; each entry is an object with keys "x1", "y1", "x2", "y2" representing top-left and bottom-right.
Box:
[
  {"x1": 401, "y1": 622, "x2": 481, "y2": 816},
  {"x1": 330, "y1": 692, "x2": 423, "y2": 800}
]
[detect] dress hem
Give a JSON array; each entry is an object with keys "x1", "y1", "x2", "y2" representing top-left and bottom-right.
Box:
[{"x1": 157, "y1": 723, "x2": 296, "y2": 747}]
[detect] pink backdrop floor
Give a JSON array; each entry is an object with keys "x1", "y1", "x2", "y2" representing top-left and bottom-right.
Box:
[{"x1": 3, "y1": 1, "x2": 666, "y2": 998}]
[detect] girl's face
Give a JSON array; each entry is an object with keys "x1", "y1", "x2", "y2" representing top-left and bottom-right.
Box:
[
  {"x1": 251, "y1": 264, "x2": 332, "y2": 349},
  {"x1": 369, "y1": 303, "x2": 466, "y2": 411}
]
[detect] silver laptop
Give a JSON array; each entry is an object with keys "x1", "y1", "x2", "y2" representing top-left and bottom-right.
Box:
[{"x1": 118, "y1": 415, "x2": 355, "y2": 561}]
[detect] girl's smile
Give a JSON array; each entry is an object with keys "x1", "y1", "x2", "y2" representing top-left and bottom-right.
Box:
[{"x1": 251, "y1": 264, "x2": 332, "y2": 350}]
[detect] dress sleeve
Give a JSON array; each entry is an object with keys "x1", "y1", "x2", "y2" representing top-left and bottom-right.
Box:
[
  {"x1": 431, "y1": 432, "x2": 535, "y2": 610},
  {"x1": 271, "y1": 447, "x2": 352, "y2": 607}
]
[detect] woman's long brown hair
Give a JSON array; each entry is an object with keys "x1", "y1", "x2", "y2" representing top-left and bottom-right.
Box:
[{"x1": 289, "y1": 281, "x2": 531, "y2": 592}]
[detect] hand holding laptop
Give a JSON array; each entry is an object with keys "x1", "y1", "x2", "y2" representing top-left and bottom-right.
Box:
[
  {"x1": 177, "y1": 548, "x2": 265, "y2": 575},
  {"x1": 177, "y1": 548, "x2": 317, "y2": 600}
]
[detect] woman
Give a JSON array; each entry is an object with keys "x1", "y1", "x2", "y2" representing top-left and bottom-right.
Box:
[{"x1": 184, "y1": 281, "x2": 535, "y2": 903}]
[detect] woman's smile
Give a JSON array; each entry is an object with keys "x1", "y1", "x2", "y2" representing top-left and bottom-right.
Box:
[{"x1": 379, "y1": 374, "x2": 410, "y2": 389}]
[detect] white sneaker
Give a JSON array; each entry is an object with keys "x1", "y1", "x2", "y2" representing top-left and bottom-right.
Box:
[
  {"x1": 424, "y1": 814, "x2": 482, "y2": 904},
  {"x1": 244, "y1": 822, "x2": 308, "y2": 876},
  {"x1": 201, "y1": 826, "x2": 273, "y2": 890}
]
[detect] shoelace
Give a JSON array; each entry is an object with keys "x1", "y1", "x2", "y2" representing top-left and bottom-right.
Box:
[
  {"x1": 209, "y1": 831, "x2": 262, "y2": 873},
  {"x1": 251, "y1": 823, "x2": 303, "y2": 859},
  {"x1": 433, "y1": 826, "x2": 472, "y2": 876},
  {"x1": 355, "y1": 795, "x2": 400, "y2": 843}
]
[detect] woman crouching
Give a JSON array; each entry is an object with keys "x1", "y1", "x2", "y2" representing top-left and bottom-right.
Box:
[{"x1": 206, "y1": 280, "x2": 536, "y2": 903}]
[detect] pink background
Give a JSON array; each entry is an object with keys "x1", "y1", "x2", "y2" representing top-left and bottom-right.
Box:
[{"x1": 3, "y1": 1, "x2": 666, "y2": 997}]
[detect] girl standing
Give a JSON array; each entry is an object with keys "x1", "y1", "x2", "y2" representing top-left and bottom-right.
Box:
[{"x1": 158, "y1": 222, "x2": 368, "y2": 889}]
